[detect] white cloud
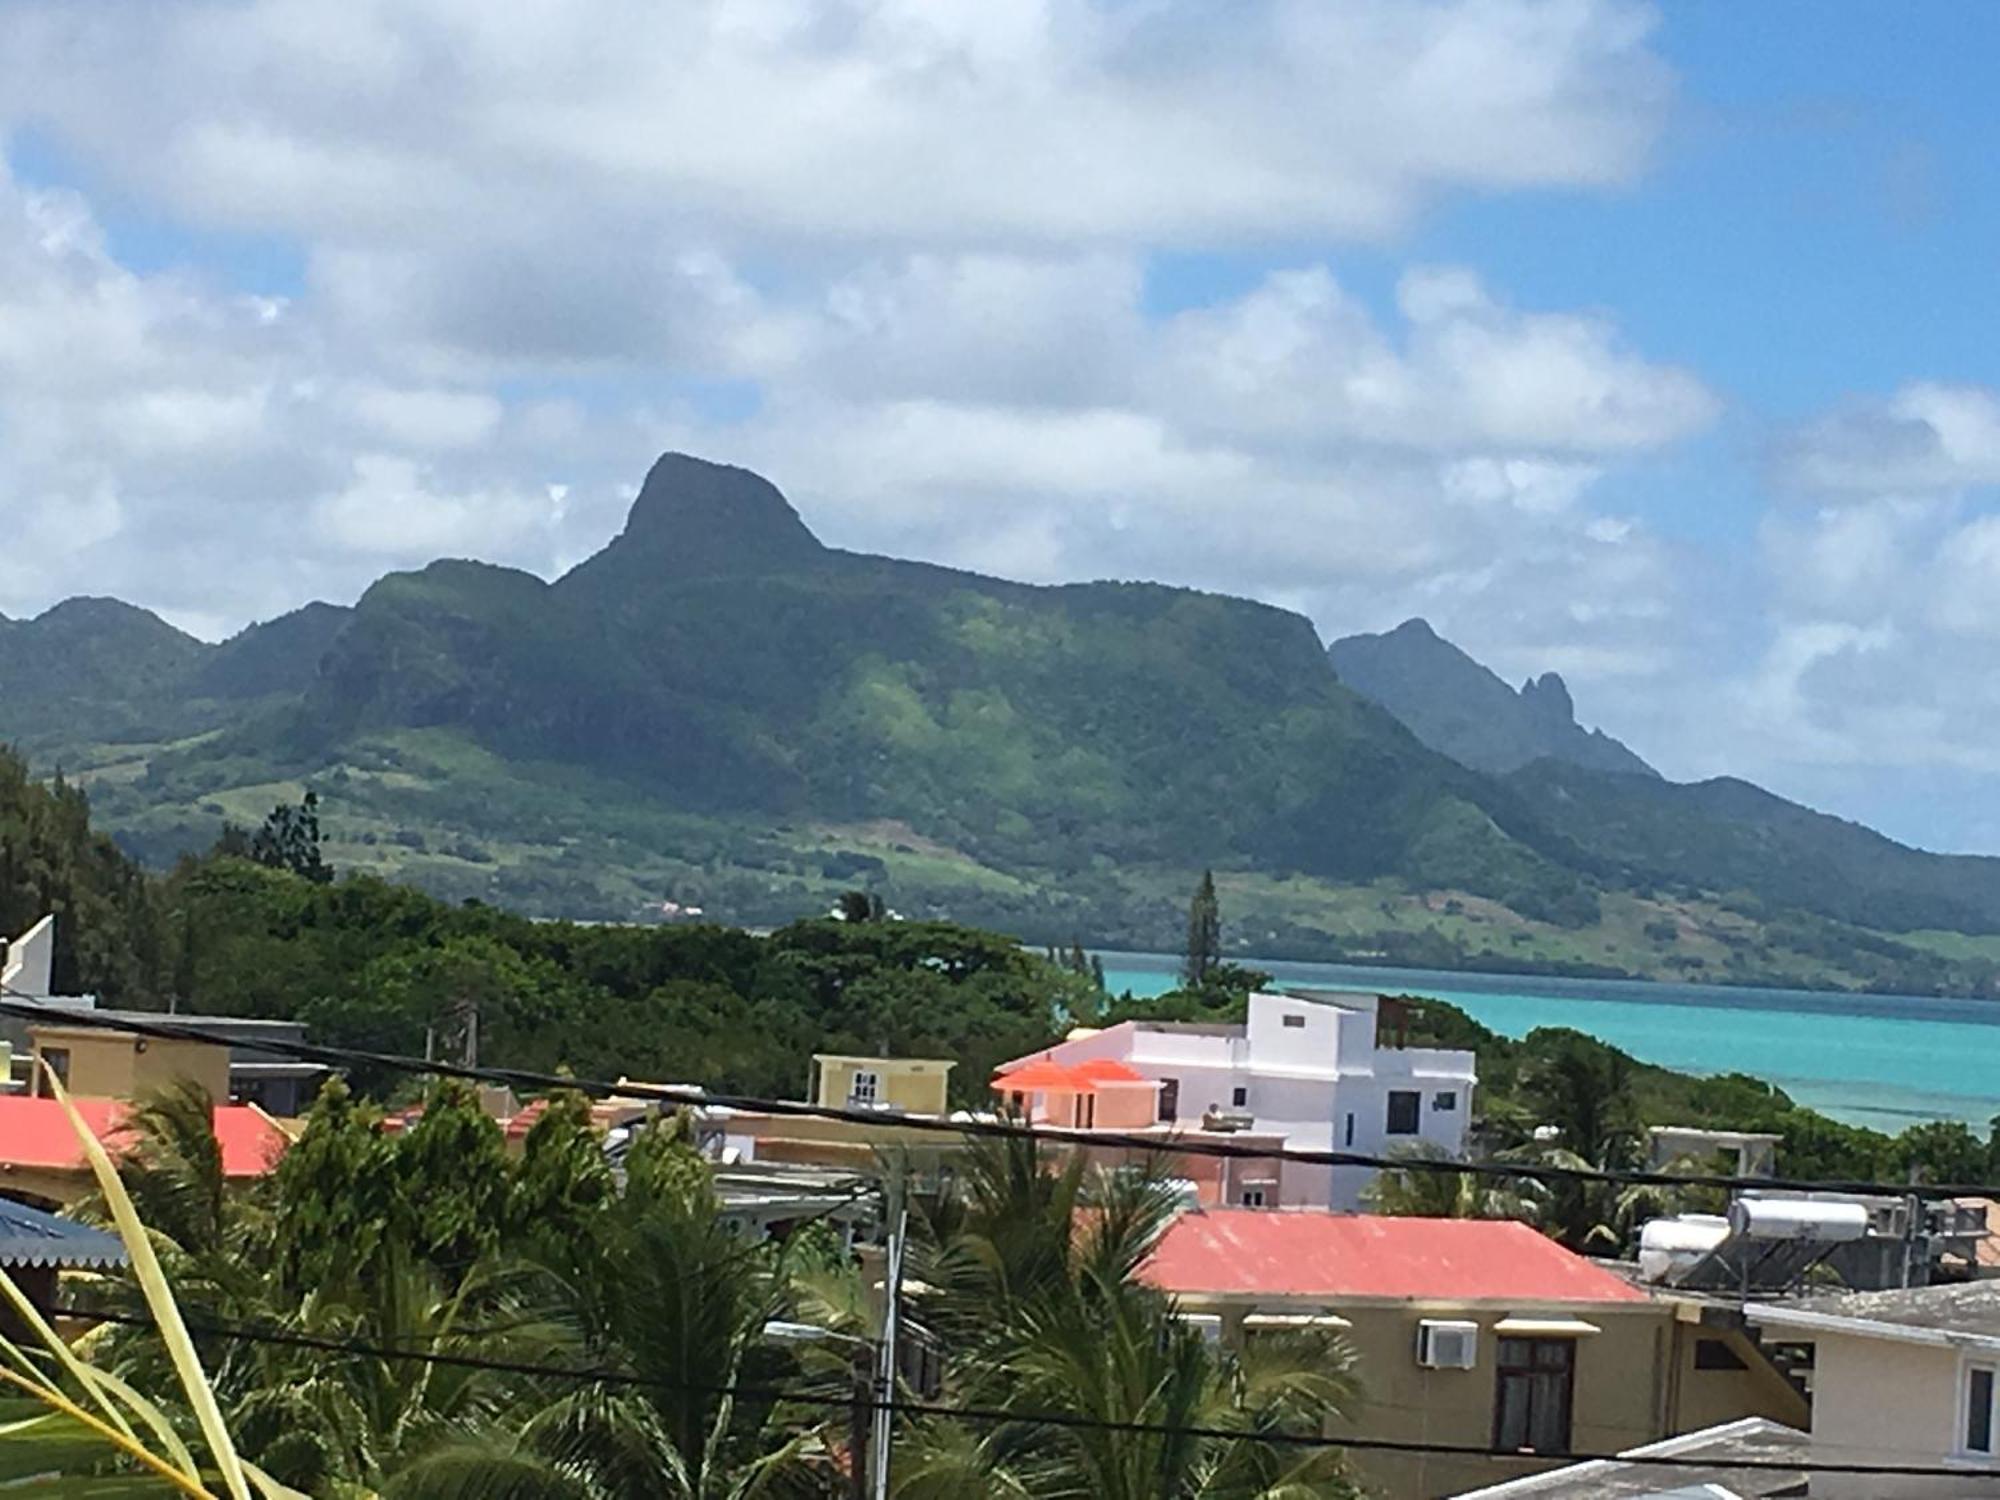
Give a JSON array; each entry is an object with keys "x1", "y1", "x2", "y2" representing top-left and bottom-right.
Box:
[
  {"x1": 311, "y1": 455, "x2": 558, "y2": 557},
  {"x1": 1778, "y1": 383, "x2": 2000, "y2": 496},
  {"x1": 0, "y1": 0, "x2": 1669, "y2": 254},
  {"x1": 1148, "y1": 266, "x2": 1715, "y2": 454}
]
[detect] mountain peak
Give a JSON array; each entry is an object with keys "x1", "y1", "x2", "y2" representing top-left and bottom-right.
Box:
[
  {"x1": 1328, "y1": 623, "x2": 1656, "y2": 779},
  {"x1": 609, "y1": 453, "x2": 826, "y2": 577},
  {"x1": 1519, "y1": 670, "x2": 1576, "y2": 731}
]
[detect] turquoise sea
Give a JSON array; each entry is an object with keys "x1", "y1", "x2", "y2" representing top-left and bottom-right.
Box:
[{"x1": 1096, "y1": 952, "x2": 2000, "y2": 1133}]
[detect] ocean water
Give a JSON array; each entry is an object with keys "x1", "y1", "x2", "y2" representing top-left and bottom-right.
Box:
[{"x1": 1096, "y1": 952, "x2": 2000, "y2": 1133}]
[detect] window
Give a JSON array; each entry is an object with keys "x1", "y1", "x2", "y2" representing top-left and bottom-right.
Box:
[
  {"x1": 1282, "y1": 1013, "x2": 1306, "y2": 1028},
  {"x1": 1493, "y1": 1337, "x2": 1575, "y2": 1456},
  {"x1": 1240, "y1": 1187, "x2": 1266, "y2": 1208},
  {"x1": 1432, "y1": 1091, "x2": 1457, "y2": 1112},
  {"x1": 848, "y1": 1069, "x2": 881, "y2": 1105},
  {"x1": 35, "y1": 1047, "x2": 70, "y2": 1097},
  {"x1": 1386, "y1": 1090, "x2": 1421, "y2": 1135},
  {"x1": 1231, "y1": 1086, "x2": 1248, "y2": 1108},
  {"x1": 1158, "y1": 1078, "x2": 1180, "y2": 1123},
  {"x1": 1344, "y1": 1112, "x2": 1355, "y2": 1147},
  {"x1": 1693, "y1": 1338, "x2": 1746, "y2": 1371},
  {"x1": 1966, "y1": 1365, "x2": 1997, "y2": 1456},
  {"x1": 1078, "y1": 1094, "x2": 1096, "y2": 1128}
]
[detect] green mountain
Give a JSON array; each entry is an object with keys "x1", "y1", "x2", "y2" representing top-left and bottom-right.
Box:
[
  {"x1": 1328, "y1": 618, "x2": 1656, "y2": 779},
  {"x1": 7, "y1": 452, "x2": 2000, "y2": 994},
  {"x1": 262, "y1": 454, "x2": 1594, "y2": 914}
]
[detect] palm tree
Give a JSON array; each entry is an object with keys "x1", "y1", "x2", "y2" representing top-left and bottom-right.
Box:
[
  {"x1": 1519, "y1": 1033, "x2": 1651, "y2": 1252},
  {"x1": 381, "y1": 1119, "x2": 833, "y2": 1500},
  {"x1": 901, "y1": 1136, "x2": 1361, "y2": 1499},
  {"x1": 1362, "y1": 1143, "x2": 1546, "y2": 1223}
]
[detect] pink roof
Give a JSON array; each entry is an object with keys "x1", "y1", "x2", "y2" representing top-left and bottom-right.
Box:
[
  {"x1": 1142, "y1": 1211, "x2": 1647, "y2": 1305},
  {"x1": 1072, "y1": 1059, "x2": 1150, "y2": 1085},
  {"x1": 0, "y1": 1097, "x2": 289, "y2": 1178},
  {"x1": 993, "y1": 1057, "x2": 1084, "y2": 1092}
]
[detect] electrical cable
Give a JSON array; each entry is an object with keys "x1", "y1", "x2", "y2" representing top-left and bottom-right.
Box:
[
  {"x1": 3, "y1": 989, "x2": 1991, "y2": 1200},
  {"x1": 45, "y1": 1301, "x2": 1954, "y2": 1479}
]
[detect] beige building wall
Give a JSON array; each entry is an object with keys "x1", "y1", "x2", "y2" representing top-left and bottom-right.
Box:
[
  {"x1": 1188, "y1": 1298, "x2": 1803, "y2": 1500},
  {"x1": 1807, "y1": 1331, "x2": 1977, "y2": 1500},
  {"x1": 811, "y1": 1056, "x2": 952, "y2": 1114},
  {"x1": 1660, "y1": 1319, "x2": 1805, "y2": 1437},
  {"x1": 29, "y1": 1027, "x2": 231, "y2": 1103}
]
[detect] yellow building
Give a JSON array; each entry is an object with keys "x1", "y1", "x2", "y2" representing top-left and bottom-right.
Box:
[
  {"x1": 809, "y1": 1054, "x2": 954, "y2": 1114},
  {"x1": 1144, "y1": 1210, "x2": 1807, "y2": 1500},
  {"x1": 27, "y1": 1022, "x2": 231, "y2": 1103}
]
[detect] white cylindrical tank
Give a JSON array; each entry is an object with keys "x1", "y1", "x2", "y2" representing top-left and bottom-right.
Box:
[
  {"x1": 1728, "y1": 1197, "x2": 1870, "y2": 1242},
  {"x1": 1637, "y1": 1214, "x2": 1731, "y2": 1283}
]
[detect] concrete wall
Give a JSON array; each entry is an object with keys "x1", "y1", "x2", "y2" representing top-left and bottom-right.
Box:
[
  {"x1": 29, "y1": 1029, "x2": 230, "y2": 1103},
  {"x1": 1196, "y1": 1299, "x2": 1675, "y2": 1500},
  {"x1": 1807, "y1": 1331, "x2": 1992, "y2": 1500},
  {"x1": 813, "y1": 1058, "x2": 951, "y2": 1114},
  {"x1": 1662, "y1": 1320, "x2": 1809, "y2": 1438}
]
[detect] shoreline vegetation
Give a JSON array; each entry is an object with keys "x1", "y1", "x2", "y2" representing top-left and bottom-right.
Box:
[{"x1": 8, "y1": 756, "x2": 1991, "y2": 1206}]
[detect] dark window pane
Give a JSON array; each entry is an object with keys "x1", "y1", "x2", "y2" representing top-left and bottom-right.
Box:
[
  {"x1": 1528, "y1": 1370, "x2": 1571, "y2": 1454},
  {"x1": 1232, "y1": 1086, "x2": 1247, "y2": 1107},
  {"x1": 1970, "y1": 1368, "x2": 1994, "y2": 1454},
  {"x1": 1494, "y1": 1375, "x2": 1531, "y2": 1451},
  {"x1": 1493, "y1": 1339, "x2": 1574, "y2": 1456},
  {"x1": 1386, "y1": 1090, "x2": 1421, "y2": 1135}
]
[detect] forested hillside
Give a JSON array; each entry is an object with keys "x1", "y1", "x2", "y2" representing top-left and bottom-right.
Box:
[{"x1": 7, "y1": 453, "x2": 2000, "y2": 995}]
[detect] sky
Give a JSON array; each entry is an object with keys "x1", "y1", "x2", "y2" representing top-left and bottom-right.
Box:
[{"x1": 3, "y1": 1, "x2": 1999, "y2": 853}]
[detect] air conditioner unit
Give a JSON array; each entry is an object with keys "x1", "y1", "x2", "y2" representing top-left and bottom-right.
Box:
[{"x1": 1416, "y1": 1319, "x2": 1478, "y2": 1370}]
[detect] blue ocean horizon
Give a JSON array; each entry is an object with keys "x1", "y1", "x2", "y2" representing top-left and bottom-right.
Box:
[{"x1": 1096, "y1": 952, "x2": 2000, "y2": 1133}]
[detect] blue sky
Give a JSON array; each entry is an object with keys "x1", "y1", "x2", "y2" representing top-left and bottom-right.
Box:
[{"x1": 2, "y1": 0, "x2": 1999, "y2": 852}]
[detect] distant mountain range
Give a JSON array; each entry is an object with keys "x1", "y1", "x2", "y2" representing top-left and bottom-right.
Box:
[
  {"x1": 5, "y1": 453, "x2": 1999, "y2": 994},
  {"x1": 1329, "y1": 618, "x2": 1657, "y2": 779}
]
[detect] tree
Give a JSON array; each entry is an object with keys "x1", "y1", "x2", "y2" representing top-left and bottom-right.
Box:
[
  {"x1": 250, "y1": 790, "x2": 333, "y2": 884},
  {"x1": 904, "y1": 1137, "x2": 1361, "y2": 1498},
  {"x1": 1181, "y1": 870, "x2": 1221, "y2": 989},
  {"x1": 1363, "y1": 1142, "x2": 1546, "y2": 1223},
  {"x1": 1521, "y1": 1031, "x2": 1647, "y2": 1252}
]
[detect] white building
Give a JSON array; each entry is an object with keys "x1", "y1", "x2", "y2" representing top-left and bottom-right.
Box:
[
  {"x1": 1746, "y1": 1279, "x2": 2000, "y2": 1499},
  {"x1": 996, "y1": 989, "x2": 1476, "y2": 1209}
]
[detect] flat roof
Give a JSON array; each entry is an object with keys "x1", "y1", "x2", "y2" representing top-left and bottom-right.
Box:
[
  {"x1": 1142, "y1": 1211, "x2": 1649, "y2": 1306},
  {"x1": 1447, "y1": 1417, "x2": 1808, "y2": 1498},
  {"x1": 1751, "y1": 1278, "x2": 2000, "y2": 1347},
  {"x1": 811, "y1": 1054, "x2": 954, "y2": 1069}
]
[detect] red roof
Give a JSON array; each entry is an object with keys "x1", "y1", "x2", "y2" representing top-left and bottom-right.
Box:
[
  {"x1": 1072, "y1": 1059, "x2": 1150, "y2": 1085},
  {"x1": 0, "y1": 1097, "x2": 289, "y2": 1178},
  {"x1": 993, "y1": 1058, "x2": 1084, "y2": 1092},
  {"x1": 994, "y1": 1055, "x2": 1154, "y2": 1094},
  {"x1": 1142, "y1": 1211, "x2": 1646, "y2": 1305}
]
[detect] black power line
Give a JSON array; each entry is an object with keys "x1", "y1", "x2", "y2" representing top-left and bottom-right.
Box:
[
  {"x1": 2, "y1": 990, "x2": 1991, "y2": 1200},
  {"x1": 49, "y1": 1302, "x2": 1956, "y2": 1480}
]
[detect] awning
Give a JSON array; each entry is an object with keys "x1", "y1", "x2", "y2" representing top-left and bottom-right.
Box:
[
  {"x1": 1244, "y1": 1312, "x2": 1352, "y2": 1331},
  {"x1": 1493, "y1": 1316, "x2": 1601, "y2": 1337}
]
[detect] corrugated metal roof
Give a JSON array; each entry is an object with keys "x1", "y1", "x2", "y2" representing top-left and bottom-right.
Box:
[
  {"x1": 0, "y1": 1198, "x2": 128, "y2": 1270},
  {"x1": 1143, "y1": 1211, "x2": 1649, "y2": 1304}
]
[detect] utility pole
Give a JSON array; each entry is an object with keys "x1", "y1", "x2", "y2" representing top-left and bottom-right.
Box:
[{"x1": 869, "y1": 1165, "x2": 907, "y2": 1500}]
